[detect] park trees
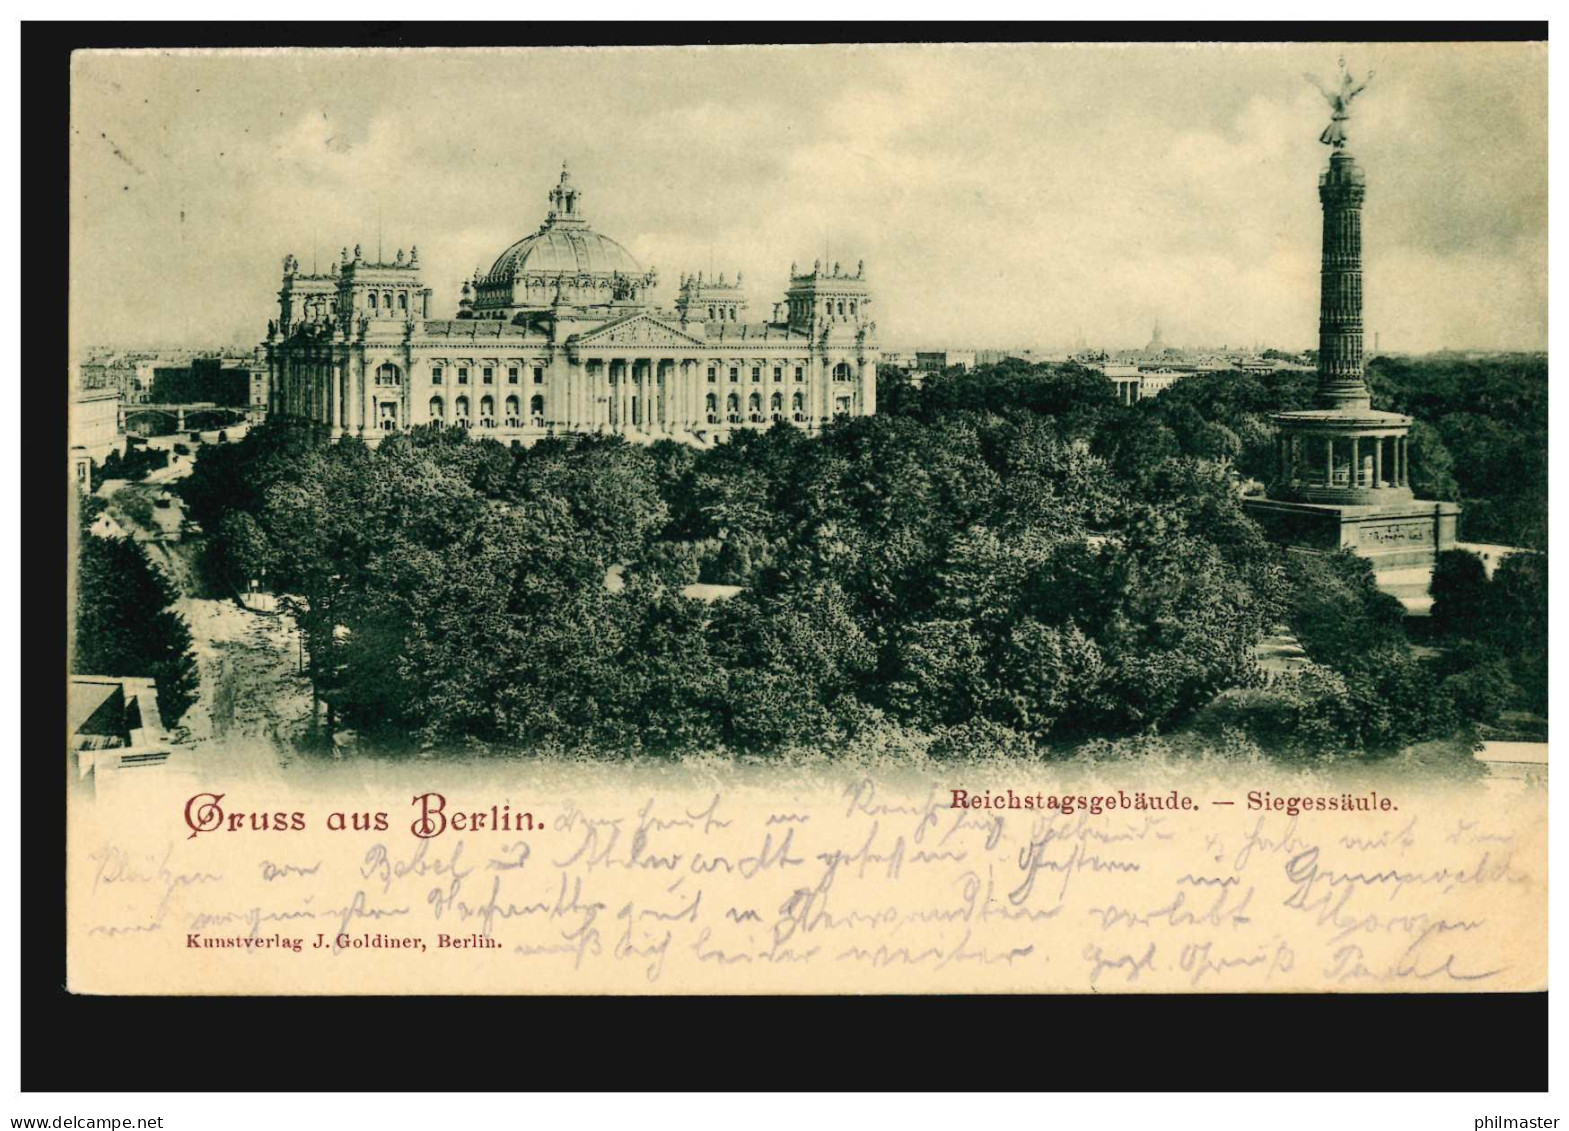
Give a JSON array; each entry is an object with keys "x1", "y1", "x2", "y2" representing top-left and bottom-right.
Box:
[
  {"x1": 73, "y1": 505, "x2": 198, "y2": 726},
  {"x1": 173, "y1": 352, "x2": 1541, "y2": 760}
]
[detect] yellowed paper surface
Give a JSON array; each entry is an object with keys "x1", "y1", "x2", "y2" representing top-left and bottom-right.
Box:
[{"x1": 68, "y1": 755, "x2": 1546, "y2": 994}]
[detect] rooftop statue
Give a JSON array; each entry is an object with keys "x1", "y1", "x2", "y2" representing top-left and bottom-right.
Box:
[{"x1": 1306, "y1": 58, "x2": 1373, "y2": 149}]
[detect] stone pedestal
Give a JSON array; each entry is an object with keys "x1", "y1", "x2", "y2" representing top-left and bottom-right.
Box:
[{"x1": 1242, "y1": 496, "x2": 1461, "y2": 569}]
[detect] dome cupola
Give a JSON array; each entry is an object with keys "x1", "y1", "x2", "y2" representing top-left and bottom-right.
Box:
[{"x1": 468, "y1": 162, "x2": 657, "y2": 320}]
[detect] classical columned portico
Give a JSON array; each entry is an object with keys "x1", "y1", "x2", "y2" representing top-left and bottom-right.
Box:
[
  {"x1": 359, "y1": 353, "x2": 371, "y2": 437},
  {"x1": 1276, "y1": 428, "x2": 1411, "y2": 496},
  {"x1": 328, "y1": 362, "x2": 341, "y2": 437},
  {"x1": 640, "y1": 359, "x2": 656, "y2": 431},
  {"x1": 660, "y1": 359, "x2": 676, "y2": 432}
]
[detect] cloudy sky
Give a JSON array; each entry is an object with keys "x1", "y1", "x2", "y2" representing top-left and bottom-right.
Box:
[{"x1": 70, "y1": 41, "x2": 1545, "y2": 356}]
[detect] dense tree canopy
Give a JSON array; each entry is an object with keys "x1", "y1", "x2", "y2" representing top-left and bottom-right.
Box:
[
  {"x1": 73, "y1": 499, "x2": 198, "y2": 726},
  {"x1": 181, "y1": 352, "x2": 1544, "y2": 759}
]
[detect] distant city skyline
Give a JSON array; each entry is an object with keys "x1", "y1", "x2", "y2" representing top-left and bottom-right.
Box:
[{"x1": 71, "y1": 43, "x2": 1546, "y2": 358}]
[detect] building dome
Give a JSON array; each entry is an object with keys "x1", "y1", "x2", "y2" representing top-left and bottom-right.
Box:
[
  {"x1": 484, "y1": 227, "x2": 642, "y2": 283},
  {"x1": 464, "y1": 163, "x2": 658, "y2": 318}
]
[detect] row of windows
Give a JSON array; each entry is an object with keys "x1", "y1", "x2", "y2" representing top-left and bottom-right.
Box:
[
  {"x1": 424, "y1": 391, "x2": 849, "y2": 419},
  {"x1": 705, "y1": 391, "x2": 853, "y2": 424},
  {"x1": 701, "y1": 363, "x2": 856, "y2": 384},
  {"x1": 369, "y1": 392, "x2": 858, "y2": 434},
  {"x1": 789, "y1": 298, "x2": 861, "y2": 319},
  {"x1": 429, "y1": 365, "x2": 546, "y2": 386},
  {"x1": 708, "y1": 392, "x2": 807, "y2": 414},
  {"x1": 429, "y1": 394, "x2": 544, "y2": 424},
  {"x1": 375, "y1": 361, "x2": 858, "y2": 390}
]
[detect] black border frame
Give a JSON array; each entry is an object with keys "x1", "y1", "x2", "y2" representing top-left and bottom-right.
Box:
[{"x1": 26, "y1": 19, "x2": 1548, "y2": 1094}]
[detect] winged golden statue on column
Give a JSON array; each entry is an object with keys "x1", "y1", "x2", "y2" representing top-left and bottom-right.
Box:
[{"x1": 1305, "y1": 58, "x2": 1374, "y2": 148}]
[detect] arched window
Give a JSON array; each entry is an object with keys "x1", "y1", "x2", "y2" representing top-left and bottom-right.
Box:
[
  {"x1": 383, "y1": 292, "x2": 394, "y2": 312},
  {"x1": 837, "y1": 301, "x2": 845, "y2": 317},
  {"x1": 849, "y1": 301, "x2": 857, "y2": 316},
  {"x1": 455, "y1": 396, "x2": 471, "y2": 427},
  {"x1": 708, "y1": 306, "x2": 716, "y2": 320},
  {"x1": 529, "y1": 395, "x2": 544, "y2": 425},
  {"x1": 770, "y1": 392, "x2": 783, "y2": 421},
  {"x1": 368, "y1": 292, "x2": 378, "y2": 311},
  {"x1": 748, "y1": 392, "x2": 762, "y2": 422},
  {"x1": 480, "y1": 396, "x2": 495, "y2": 427},
  {"x1": 705, "y1": 393, "x2": 718, "y2": 423},
  {"x1": 791, "y1": 391, "x2": 804, "y2": 421},
  {"x1": 429, "y1": 396, "x2": 445, "y2": 422},
  {"x1": 833, "y1": 362, "x2": 853, "y2": 383},
  {"x1": 398, "y1": 292, "x2": 408, "y2": 312},
  {"x1": 726, "y1": 393, "x2": 740, "y2": 423},
  {"x1": 504, "y1": 395, "x2": 521, "y2": 426},
  {"x1": 377, "y1": 363, "x2": 401, "y2": 386}
]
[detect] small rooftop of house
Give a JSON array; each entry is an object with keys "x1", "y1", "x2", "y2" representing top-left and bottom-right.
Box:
[
  {"x1": 68, "y1": 679, "x2": 125, "y2": 740},
  {"x1": 69, "y1": 675, "x2": 166, "y2": 747}
]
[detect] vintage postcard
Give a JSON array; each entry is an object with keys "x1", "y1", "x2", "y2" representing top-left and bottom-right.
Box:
[{"x1": 65, "y1": 40, "x2": 1547, "y2": 995}]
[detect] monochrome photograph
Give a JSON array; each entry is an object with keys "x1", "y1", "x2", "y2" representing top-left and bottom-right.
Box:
[{"x1": 61, "y1": 39, "x2": 1547, "y2": 1003}]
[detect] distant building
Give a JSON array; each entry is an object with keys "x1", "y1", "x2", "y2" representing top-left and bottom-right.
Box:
[
  {"x1": 151, "y1": 356, "x2": 253, "y2": 407},
  {"x1": 245, "y1": 352, "x2": 268, "y2": 420},
  {"x1": 914, "y1": 350, "x2": 976, "y2": 373},
  {"x1": 79, "y1": 357, "x2": 155, "y2": 402},
  {"x1": 1100, "y1": 364, "x2": 1143, "y2": 404},
  {"x1": 1144, "y1": 321, "x2": 1166, "y2": 354},
  {"x1": 69, "y1": 377, "x2": 124, "y2": 489},
  {"x1": 1137, "y1": 369, "x2": 1183, "y2": 397},
  {"x1": 1084, "y1": 358, "x2": 1187, "y2": 404}
]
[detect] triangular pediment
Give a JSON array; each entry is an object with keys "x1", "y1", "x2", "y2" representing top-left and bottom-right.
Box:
[{"x1": 574, "y1": 313, "x2": 707, "y2": 348}]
